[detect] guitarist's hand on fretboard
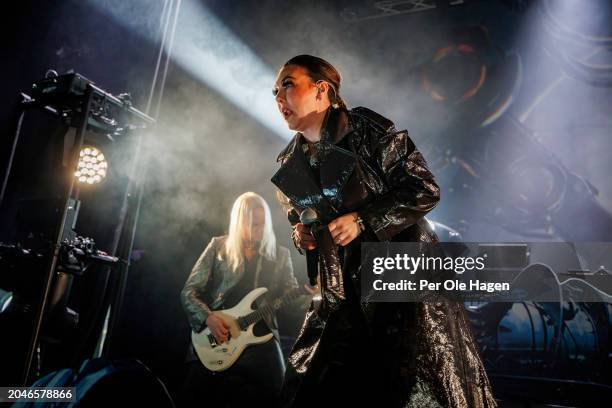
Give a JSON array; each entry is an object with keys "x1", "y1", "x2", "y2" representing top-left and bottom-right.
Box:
[{"x1": 206, "y1": 314, "x2": 230, "y2": 343}]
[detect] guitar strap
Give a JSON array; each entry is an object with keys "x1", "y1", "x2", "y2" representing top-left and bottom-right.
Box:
[{"x1": 253, "y1": 255, "x2": 264, "y2": 288}]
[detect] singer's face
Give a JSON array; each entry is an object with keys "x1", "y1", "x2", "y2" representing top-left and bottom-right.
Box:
[
  {"x1": 273, "y1": 65, "x2": 320, "y2": 132},
  {"x1": 243, "y1": 207, "x2": 265, "y2": 242}
]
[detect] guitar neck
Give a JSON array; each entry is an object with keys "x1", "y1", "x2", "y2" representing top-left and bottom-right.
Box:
[{"x1": 238, "y1": 288, "x2": 303, "y2": 329}]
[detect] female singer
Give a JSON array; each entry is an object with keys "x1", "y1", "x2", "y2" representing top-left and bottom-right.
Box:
[{"x1": 271, "y1": 55, "x2": 497, "y2": 408}]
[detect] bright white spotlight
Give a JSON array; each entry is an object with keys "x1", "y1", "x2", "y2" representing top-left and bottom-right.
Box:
[
  {"x1": 87, "y1": 0, "x2": 291, "y2": 139},
  {"x1": 75, "y1": 146, "x2": 108, "y2": 185}
]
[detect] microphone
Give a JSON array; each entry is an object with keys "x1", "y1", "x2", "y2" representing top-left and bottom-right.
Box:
[
  {"x1": 299, "y1": 208, "x2": 319, "y2": 227},
  {"x1": 299, "y1": 208, "x2": 320, "y2": 287}
]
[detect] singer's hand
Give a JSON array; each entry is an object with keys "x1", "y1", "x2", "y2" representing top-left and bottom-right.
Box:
[
  {"x1": 293, "y1": 223, "x2": 317, "y2": 250},
  {"x1": 328, "y1": 212, "x2": 361, "y2": 246},
  {"x1": 304, "y1": 275, "x2": 320, "y2": 296}
]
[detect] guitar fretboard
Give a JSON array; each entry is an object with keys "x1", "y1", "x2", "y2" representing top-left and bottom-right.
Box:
[{"x1": 236, "y1": 288, "x2": 303, "y2": 330}]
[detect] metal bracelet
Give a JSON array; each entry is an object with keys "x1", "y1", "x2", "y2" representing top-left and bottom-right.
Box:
[{"x1": 354, "y1": 214, "x2": 365, "y2": 233}]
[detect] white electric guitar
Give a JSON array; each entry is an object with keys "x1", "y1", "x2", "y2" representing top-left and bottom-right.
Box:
[{"x1": 191, "y1": 287, "x2": 303, "y2": 371}]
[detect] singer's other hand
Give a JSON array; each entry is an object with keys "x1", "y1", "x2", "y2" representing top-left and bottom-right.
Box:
[
  {"x1": 328, "y1": 212, "x2": 361, "y2": 246},
  {"x1": 293, "y1": 223, "x2": 317, "y2": 250},
  {"x1": 304, "y1": 274, "x2": 320, "y2": 296}
]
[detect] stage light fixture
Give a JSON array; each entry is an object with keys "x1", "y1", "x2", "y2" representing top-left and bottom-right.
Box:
[{"x1": 75, "y1": 146, "x2": 108, "y2": 185}]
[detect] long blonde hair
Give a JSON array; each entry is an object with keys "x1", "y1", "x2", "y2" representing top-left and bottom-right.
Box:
[{"x1": 224, "y1": 192, "x2": 276, "y2": 272}]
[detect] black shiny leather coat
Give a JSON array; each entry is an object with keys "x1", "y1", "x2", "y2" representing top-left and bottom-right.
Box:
[{"x1": 272, "y1": 106, "x2": 497, "y2": 407}]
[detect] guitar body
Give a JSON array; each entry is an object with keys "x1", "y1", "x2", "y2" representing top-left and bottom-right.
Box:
[{"x1": 191, "y1": 287, "x2": 274, "y2": 372}]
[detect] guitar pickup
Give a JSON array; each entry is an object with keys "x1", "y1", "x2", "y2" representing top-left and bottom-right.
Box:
[{"x1": 208, "y1": 333, "x2": 218, "y2": 348}]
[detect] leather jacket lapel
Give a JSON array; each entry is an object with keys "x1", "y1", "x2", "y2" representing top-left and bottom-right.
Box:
[
  {"x1": 271, "y1": 135, "x2": 338, "y2": 220},
  {"x1": 271, "y1": 108, "x2": 358, "y2": 221},
  {"x1": 319, "y1": 143, "x2": 358, "y2": 211}
]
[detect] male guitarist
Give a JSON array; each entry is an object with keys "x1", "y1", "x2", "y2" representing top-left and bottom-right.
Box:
[{"x1": 180, "y1": 192, "x2": 311, "y2": 407}]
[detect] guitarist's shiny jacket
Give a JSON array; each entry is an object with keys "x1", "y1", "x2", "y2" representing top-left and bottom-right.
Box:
[{"x1": 181, "y1": 235, "x2": 299, "y2": 343}]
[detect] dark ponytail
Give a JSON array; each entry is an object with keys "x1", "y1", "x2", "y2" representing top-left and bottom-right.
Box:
[{"x1": 284, "y1": 55, "x2": 347, "y2": 110}]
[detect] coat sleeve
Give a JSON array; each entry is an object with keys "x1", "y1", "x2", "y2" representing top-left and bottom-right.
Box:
[
  {"x1": 277, "y1": 189, "x2": 305, "y2": 254},
  {"x1": 358, "y1": 129, "x2": 440, "y2": 241},
  {"x1": 180, "y1": 237, "x2": 217, "y2": 333},
  {"x1": 278, "y1": 246, "x2": 299, "y2": 292}
]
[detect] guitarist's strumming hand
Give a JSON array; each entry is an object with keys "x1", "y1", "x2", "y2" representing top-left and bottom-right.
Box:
[{"x1": 206, "y1": 314, "x2": 230, "y2": 344}]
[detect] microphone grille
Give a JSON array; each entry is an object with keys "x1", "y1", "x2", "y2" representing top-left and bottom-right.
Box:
[{"x1": 299, "y1": 208, "x2": 318, "y2": 225}]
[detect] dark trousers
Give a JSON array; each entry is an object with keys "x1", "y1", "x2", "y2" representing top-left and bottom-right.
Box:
[{"x1": 179, "y1": 339, "x2": 285, "y2": 408}]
